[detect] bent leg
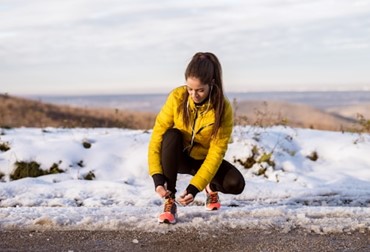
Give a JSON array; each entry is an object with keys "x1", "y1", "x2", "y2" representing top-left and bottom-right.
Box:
[
  {"x1": 210, "y1": 160, "x2": 245, "y2": 195},
  {"x1": 161, "y1": 128, "x2": 189, "y2": 194}
]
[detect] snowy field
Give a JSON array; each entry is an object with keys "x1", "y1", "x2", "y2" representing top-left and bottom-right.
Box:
[{"x1": 0, "y1": 126, "x2": 369, "y2": 234}]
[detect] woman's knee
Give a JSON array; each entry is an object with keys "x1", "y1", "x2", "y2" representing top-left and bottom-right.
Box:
[
  {"x1": 221, "y1": 169, "x2": 245, "y2": 195},
  {"x1": 163, "y1": 128, "x2": 182, "y2": 141},
  {"x1": 227, "y1": 178, "x2": 245, "y2": 194},
  {"x1": 162, "y1": 128, "x2": 183, "y2": 147}
]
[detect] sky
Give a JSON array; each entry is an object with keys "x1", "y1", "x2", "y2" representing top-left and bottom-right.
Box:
[
  {"x1": 1, "y1": 0, "x2": 370, "y2": 95},
  {"x1": 0, "y1": 126, "x2": 370, "y2": 233}
]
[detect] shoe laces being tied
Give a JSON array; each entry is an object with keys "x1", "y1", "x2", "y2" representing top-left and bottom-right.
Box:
[
  {"x1": 207, "y1": 192, "x2": 219, "y2": 204},
  {"x1": 164, "y1": 197, "x2": 175, "y2": 212}
]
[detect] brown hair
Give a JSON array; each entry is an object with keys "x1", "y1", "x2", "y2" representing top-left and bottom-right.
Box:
[{"x1": 180, "y1": 52, "x2": 225, "y2": 138}]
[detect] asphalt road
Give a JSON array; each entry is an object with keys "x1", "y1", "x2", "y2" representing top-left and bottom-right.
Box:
[{"x1": 0, "y1": 228, "x2": 369, "y2": 252}]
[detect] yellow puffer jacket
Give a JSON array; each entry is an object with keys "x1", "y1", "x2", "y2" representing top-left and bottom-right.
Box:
[{"x1": 148, "y1": 85, "x2": 233, "y2": 192}]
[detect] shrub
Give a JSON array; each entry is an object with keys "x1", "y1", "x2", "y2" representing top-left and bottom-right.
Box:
[
  {"x1": 11, "y1": 161, "x2": 44, "y2": 180},
  {"x1": 77, "y1": 160, "x2": 85, "y2": 168},
  {"x1": 234, "y1": 145, "x2": 259, "y2": 169},
  {"x1": 83, "y1": 171, "x2": 95, "y2": 180},
  {"x1": 49, "y1": 162, "x2": 64, "y2": 174},
  {"x1": 234, "y1": 145, "x2": 275, "y2": 174},
  {"x1": 347, "y1": 113, "x2": 370, "y2": 143},
  {"x1": 0, "y1": 141, "x2": 10, "y2": 152},
  {"x1": 306, "y1": 151, "x2": 319, "y2": 161},
  {"x1": 356, "y1": 114, "x2": 370, "y2": 133},
  {"x1": 82, "y1": 141, "x2": 92, "y2": 149},
  {"x1": 10, "y1": 161, "x2": 64, "y2": 180}
]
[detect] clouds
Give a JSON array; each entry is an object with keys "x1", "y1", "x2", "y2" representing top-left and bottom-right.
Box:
[{"x1": 1, "y1": 0, "x2": 370, "y2": 94}]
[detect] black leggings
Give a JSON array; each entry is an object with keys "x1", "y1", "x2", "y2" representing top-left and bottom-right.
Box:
[{"x1": 161, "y1": 128, "x2": 245, "y2": 195}]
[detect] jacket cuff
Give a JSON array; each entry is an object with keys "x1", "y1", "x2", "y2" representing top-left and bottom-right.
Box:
[
  {"x1": 152, "y1": 174, "x2": 166, "y2": 188},
  {"x1": 186, "y1": 184, "x2": 200, "y2": 198}
]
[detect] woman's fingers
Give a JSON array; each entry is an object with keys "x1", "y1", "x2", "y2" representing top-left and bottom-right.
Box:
[
  {"x1": 155, "y1": 185, "x2": 170, "y2": 198},
  {"x1": 178, "y1": 192, "x2": 194, "y2": 206}
]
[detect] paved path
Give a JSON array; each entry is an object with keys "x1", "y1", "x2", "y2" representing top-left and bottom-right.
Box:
[{"x1": 0, "y1": 228, "x2": 369, "y2": 251}]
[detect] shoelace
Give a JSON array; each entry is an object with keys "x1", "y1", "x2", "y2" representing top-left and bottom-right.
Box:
[
  {"x1": 207, "y1": 192, "x2": 219, "y2": 204},
  {"x1": 164, "y1": 197, "x2": 175, "y2": 212}
]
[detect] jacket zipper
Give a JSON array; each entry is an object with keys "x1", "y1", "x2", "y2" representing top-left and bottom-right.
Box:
[
  {"x1": 188, "y1": 108, "x2": 199, "y2": 153},
  {"x1": 185, "y1": 108, "x2": 214, "y2": 155}
]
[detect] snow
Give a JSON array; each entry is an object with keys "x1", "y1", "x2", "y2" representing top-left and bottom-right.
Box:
[{"x1": 0, "y1": 126, "x2": 369, "y2": 234}]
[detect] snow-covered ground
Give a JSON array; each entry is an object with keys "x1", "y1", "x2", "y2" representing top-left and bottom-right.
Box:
[{"x1": 0, "y1": 126, "x2": 369, "y2": 234}]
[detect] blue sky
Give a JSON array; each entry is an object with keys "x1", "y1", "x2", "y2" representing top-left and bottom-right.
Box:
[{"x1": 1, "y1": 0, "x2": 370, "y2": 95}]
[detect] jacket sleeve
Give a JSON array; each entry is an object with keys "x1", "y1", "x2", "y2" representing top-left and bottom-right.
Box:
[
  {"x1": 148, "y1": 91, "x2": 176, "y2": 177},
  {"x1": 189, "y1": 100, "x2": 233, "y2": 192}
]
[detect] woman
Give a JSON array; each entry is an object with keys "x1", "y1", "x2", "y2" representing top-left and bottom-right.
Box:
[{"x1": 148, "y1": 52, "x2": 245, "y2": 224}]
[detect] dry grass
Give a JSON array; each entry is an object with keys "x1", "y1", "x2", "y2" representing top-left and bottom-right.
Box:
[{"x1": 0, "y1": 94, "x2": 156, "y2": 129}]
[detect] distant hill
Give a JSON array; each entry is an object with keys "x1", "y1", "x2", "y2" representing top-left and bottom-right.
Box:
[
  {"x1": 0, "y1": 94, "x2": 367, "y2": 132},
  {"x1": 326, "y1": 103, "x2": 370, "y2": 120},
  {"x1": 0, "y1": 94, "x2": 156, "y2": 129},
  {"x1": 233, "y1": 100, "x2": 360, "y2": 132}
]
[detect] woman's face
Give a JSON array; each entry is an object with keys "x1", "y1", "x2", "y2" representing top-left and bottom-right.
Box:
[{"x1": 186, "y1": 77, "x2": 211, "y2": 104}]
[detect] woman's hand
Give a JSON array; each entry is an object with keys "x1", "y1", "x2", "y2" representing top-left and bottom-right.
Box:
[
  {"x1": 178, "y1": 191, "x2": 194, "y2": 206},
  {"x1": 155, "y1": 185, "x2": 171, "y2": 198}
]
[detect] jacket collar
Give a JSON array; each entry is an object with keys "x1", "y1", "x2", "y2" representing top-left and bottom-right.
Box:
[{"x1": 187, "y1": 95, "x2": 213, "y2": 114}]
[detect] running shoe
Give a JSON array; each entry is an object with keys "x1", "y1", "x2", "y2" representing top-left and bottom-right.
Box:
[
  {"x1": 158, "y1": 196, "x2": 177, "y2": 224},
  {"x1": 205, "y1": 191, "x2": 221, "y2": 211}
]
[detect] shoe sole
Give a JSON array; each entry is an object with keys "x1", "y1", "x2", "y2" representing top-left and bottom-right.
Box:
[
  {"x1": 158, "y1": 212, "x2": 177, "y2": 224},
  {"x1": 158, "y1": 218, "x2": 176, "y2": 224},
  {"x1": 206, "y1": 207, "x2": 219, "y2": 211},
  {"x1": 205, "y1": 202, "x2": 221, "y2": 211}
]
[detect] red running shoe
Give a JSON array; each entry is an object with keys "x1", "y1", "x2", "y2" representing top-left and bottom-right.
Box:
[
  {"x1": 205, "y1": 191, "x2": 221, "y2": 211},
  {"x1": 158, "y1": 196, "x2": 177, "y2": 224}
]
